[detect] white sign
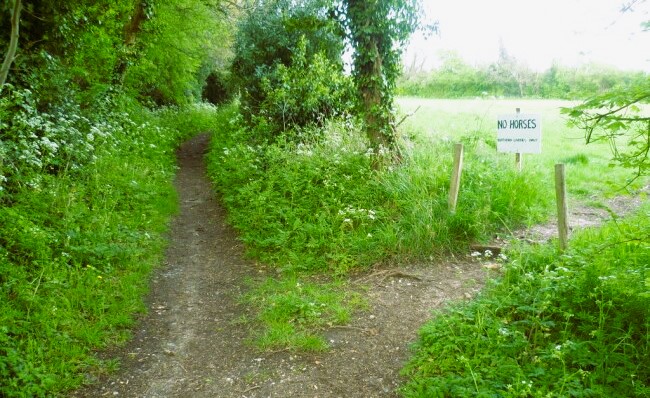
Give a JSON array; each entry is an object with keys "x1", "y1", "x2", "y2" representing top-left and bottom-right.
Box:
[{"x1": 497, "y1": 114, "x2": 542, "y2": 154}]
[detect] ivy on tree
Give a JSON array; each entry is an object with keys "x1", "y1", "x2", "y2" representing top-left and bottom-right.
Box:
[{"x1": 337, "y1": 0, "x2": 420, "y2": 159}]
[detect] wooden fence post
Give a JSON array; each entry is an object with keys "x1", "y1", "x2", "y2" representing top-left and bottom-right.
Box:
[
  {"x1": 515, "y1": 108, "x2": 522, "y2": 172},
  {"x1": 555, "y1": 163, "x2": 569, "y2": 251},
  {"x1": 449, "y1": 143, "x2": 464, "y2": 213}
]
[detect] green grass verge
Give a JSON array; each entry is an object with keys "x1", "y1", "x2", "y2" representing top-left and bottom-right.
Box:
[
  {"x1": 243, "y1": 277, "x2": 364, "y2": 351},
  {"x1": 400, "y1": 205, "x2": 650, "y2": 397}
]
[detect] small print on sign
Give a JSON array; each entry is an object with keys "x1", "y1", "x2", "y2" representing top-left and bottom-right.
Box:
[{"x1": 497, "y1": 114, "x2": 542, "y2": 154}]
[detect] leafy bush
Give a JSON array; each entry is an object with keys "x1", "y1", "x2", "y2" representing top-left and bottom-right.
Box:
[
  {"x1": 252, "y1": 38, "x2": 353, "y2": 141},
  {"x1": 401, "y1": 207, "x2": 650, "y2": 397},
  {"x1": 230, "y1": 0, "x2": 347, "y2": 137}
]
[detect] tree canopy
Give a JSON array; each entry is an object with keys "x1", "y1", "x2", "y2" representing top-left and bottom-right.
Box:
[{"x1": 0, "y1": 0, "x2": 237, "y2": 106}]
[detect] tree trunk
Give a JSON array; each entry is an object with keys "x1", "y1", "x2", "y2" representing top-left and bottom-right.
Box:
[
  {"x1": 113, "y1": 0, "x2": 147, "y2": 84},
  {"x1": 346, "y1": 0, "x2": 398, "y2": 158},
  {"x1": 360, "y1": 37, "x2": 393, "y2": 149},
  {"x1": 0, "y1": 0, "x2": 23, "y2": 91}
]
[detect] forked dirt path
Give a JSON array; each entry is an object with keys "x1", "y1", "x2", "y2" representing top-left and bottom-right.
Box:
[
  {"x1": 72, "y1": 134, "x2": 646, "y2": 398},
  {"x1": 71, "y1": 134, "x2": 490, "y2": 397}
]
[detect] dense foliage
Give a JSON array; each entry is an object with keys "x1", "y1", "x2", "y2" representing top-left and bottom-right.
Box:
[
  {"x1": 0, "y1": 87, "x2": 219, "y2": 395},
  {"x1": 398, "y1": 51, "x2": 648, "y2": 100},
  {"x1": 122, "y1": 0, "x2": 237, "y2": 105},
  {"x1": 402, "y1": 208, "x2": 650, "y2": 397},
  {"x1": 230, "y1": 0, "x2": 422, "y2": 154},
  {"x1": 0, "y1": 0, "x2": 235, "y2": 107}
]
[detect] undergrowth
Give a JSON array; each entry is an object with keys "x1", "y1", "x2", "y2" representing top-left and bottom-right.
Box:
[
  {"x1": 207, "y1": 103, "x2": 550, "y2": 350},
  {"x1": 0, "y1": 86, "x2": 218, "y2": 396},
  {"x1": 401, "y1": 206, "x2": 650, "y2": 397},
  {"x1": 208, "y1": 105, "x2": 549, "y2": 274}
]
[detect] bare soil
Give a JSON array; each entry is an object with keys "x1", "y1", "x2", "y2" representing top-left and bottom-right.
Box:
[{"x1": 70, "y1": 134, "x2": 647, "y2": 398}]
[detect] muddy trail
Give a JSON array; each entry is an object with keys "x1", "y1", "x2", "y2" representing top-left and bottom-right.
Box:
[{"x1": 71, "y1": 134, "x2": 646, "y2": 398}]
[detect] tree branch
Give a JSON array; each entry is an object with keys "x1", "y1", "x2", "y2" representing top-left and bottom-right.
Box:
[
  {"x1": 0, "y1": 0, "x2": 22, "y2": 91},
  {"x1": 395, "y1": 105, "x2": 420, "y2": 127},
  {"x1": 583, "y1": 94, "x2": 650, "y2": 121}
]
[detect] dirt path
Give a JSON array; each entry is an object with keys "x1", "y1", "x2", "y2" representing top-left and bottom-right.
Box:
[{"x1": 71, "y1": 134, "x2": 646, "y2": 398}]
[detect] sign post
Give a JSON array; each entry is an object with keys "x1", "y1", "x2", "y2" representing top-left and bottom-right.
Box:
[
  {"x1": 515, "y1": 108, "x2": 522, "y2": 171},
  {"x1": 497, "y1": 109, "x2": 542, "y2": 170}
]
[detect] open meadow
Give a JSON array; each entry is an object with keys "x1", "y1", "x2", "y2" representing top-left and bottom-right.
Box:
[{"x1": 397, "y1": 97, "x2": 645, "y2": 199}]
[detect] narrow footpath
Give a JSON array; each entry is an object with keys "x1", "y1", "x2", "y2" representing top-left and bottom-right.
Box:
[{"x1": 72, "y1": 134, "x2": 260, "y2": 396}]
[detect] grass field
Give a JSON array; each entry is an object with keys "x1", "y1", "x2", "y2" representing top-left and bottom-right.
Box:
[{"x1": 397, "y1": 98, "x2": 643, "y2": 199}]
